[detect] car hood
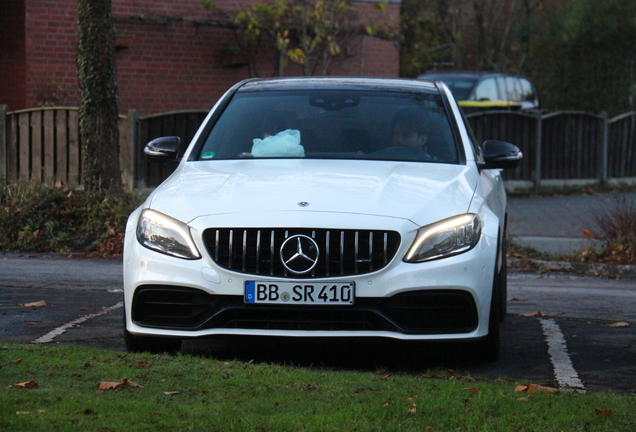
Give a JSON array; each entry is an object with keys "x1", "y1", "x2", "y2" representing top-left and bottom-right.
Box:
[{"x1": 148, "y1": 159, "x2": 478, "y2": 228}]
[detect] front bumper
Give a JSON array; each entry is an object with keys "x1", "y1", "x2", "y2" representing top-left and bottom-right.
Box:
[{"x1": 123, "y1": 210, "x2": 498, "y2": 341}]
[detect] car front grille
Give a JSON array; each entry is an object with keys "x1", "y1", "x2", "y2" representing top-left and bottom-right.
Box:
[
  {"x1": 202, "y1": 228, "x2": 401, "y2": 278},
  {"x1": 132, "y1": 286, "x2": 478, "y2": 334}
]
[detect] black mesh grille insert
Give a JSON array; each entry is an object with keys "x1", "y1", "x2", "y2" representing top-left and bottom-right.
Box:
[
  {"x1": 202, "y1": 228, "x2": 401, "y2": 278},
  {"x1": 132, "y1": 286, "x2": 478, "y2": 334}
]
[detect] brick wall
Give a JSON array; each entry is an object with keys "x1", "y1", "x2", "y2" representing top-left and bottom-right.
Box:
[{"x1": 3, "y1": 0, "x2": 400, "y2": 114}]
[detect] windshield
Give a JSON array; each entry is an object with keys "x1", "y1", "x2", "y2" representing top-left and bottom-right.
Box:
[
  {"x1": 196, "y1": 90, "x2": 460, "y2": 164},
  {"x1": 422, "y1": 75, "x2": 478, "y2": 101}
]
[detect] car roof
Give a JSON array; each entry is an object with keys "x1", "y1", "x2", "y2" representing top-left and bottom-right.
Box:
[
  {"x1": 418, "y1": 70, "x2": 507, "y2": 80},
  {"x1": 236, "y1": 77, "x2": 440, "y2": 93}
]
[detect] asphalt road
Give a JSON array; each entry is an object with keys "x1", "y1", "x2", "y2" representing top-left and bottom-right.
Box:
[{"x1": 1, "y1": 253, "x2": 635, "y2": 393}]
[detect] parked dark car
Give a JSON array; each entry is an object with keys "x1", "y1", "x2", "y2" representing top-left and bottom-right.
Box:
[{"x1": 418, "y1": 71, "x2": 539, "y2": 113}]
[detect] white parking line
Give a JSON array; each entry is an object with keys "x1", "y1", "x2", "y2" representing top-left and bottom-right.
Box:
[
  {"x1": 540, "y1": 318, "x2": 585, "y2": 392},
  {"x1": 32, "y1": 302, "x2": 123, "y2": 344}
]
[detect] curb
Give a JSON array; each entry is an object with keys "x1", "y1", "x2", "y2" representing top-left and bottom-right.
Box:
[{"x1": 509, "y1": 258, "x2": 636, "y2": 278}]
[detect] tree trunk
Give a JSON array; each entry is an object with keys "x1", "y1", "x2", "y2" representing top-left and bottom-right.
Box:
[{"x1": 77, "y1": 0, "x2": 122, "y2": 191}]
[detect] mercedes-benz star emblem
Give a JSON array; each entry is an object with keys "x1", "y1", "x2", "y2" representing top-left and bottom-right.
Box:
[{"x1": 280, "y1": 235, "x2": 320, "y2": 274}]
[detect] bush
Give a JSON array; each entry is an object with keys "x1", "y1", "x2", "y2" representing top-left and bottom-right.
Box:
[
  {"x1": 589, "y1": 197, "x2": 636, "y2": 264},
  {"x1": 0, "y1": 180, "x2": 143, "y2": 256}
]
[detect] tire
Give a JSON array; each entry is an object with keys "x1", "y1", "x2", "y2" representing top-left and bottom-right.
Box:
[
  {"x1": 473, "y1": 224, "x2": 505, "y2": 363},
  {"x1": 123, "y1": 307, "x2": 182, "y2": 354},
  {"x1": 498, "y1": 219, "x2": 508, "y2": 322},
  {"x1": 475, "y1": 290, "x2": 501, "y2": 363}
]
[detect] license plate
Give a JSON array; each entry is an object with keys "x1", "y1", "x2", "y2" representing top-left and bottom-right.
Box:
[{"x1": 244, "y1": 281, "x2": 354, "y2": 305}]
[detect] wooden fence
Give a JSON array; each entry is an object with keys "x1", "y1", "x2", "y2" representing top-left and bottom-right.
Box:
[
  {"x1": 466, "y1": 110, "x2": 636, "y2": 185},
  {"x1": 2, "y1": 105, "x2": 636, "y2": 190},
  {"x1": 0, "y1": 106, "x2": 207, "y2": 190}
]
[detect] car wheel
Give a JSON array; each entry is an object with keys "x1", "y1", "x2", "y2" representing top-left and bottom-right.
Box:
[
  {"x1": 123, "y1": 307, "x2": 182, "y2": 354},
  {"x1": 498, "y1": 218, "x2": 508, "y2": 322},
  {"x1": 475, "y1": 291, "x2": 501, "y2": 363},
  {"x1": 473, "y1": 230, "x2": 504, "y2": 362}
]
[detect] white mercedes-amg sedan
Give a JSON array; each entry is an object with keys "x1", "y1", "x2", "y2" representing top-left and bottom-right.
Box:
[{"x1": 123, "y1": 77, "x2": 522, "y2": 361}]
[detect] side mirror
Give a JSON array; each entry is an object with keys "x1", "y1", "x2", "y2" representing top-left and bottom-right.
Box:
[
  {"x1": 481, "y1": 140, "x2": 522, "y2": 170},
  {"x1": 144, "y1": 136, "x2": 181, "y2": 164}
]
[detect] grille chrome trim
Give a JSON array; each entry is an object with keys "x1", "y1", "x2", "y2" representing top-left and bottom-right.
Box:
[{"x1": 202, "y1": 228, "x2": 401, "y2": 278}]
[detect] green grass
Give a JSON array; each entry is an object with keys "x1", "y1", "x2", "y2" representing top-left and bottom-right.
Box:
[{"x1": 1, "y1": 343, "x2": 635, "y2": 431}]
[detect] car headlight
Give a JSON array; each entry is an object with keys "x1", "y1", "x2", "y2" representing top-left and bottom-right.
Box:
[
  {"x1": 136, "y1": 209, "x2": 201, "y2": 260},
  {"x1": 404, "y1": 214, "x2": 481, "y2": 263}
]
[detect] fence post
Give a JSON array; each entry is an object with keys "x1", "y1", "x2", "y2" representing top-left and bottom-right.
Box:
[
  {"x1": 601, "y1": 111, "x2": 609, "y2": 186},
  {"x1": 119, "y1": 109, "x2": 138, "y2": 191},
  {"x1": 534, "y1": 113, "x2": 542, "y2": 187},
  {"x1": 0, "y1": 105, "x2": 7, "y2": 181}
]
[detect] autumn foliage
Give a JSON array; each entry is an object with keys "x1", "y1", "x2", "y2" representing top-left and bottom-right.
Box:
[{"x1": 0, "y1": 180, "x2": 142, "y2": 255}]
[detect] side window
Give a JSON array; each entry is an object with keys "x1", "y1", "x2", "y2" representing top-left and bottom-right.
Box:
[
  {"x1": 505, "y1": 77, "x2": 521, "y2": 102},
  {"x1": 473, "y1": 78, "x2": 499, "y2": 101},
  {"x1": 495, "y1": 77, "x2": 506, "y2": 101},
  {"x1": 519, "y1": 78, "x2": 537, "y2": 102}
]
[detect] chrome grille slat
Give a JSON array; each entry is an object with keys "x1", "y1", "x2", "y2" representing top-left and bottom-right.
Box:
[
  {"x1": 354, "y1": 231, "x2": 359, "y2": 274},
  {"x1": 383, "y1": 232, "x2": 388, "y2": 265},
  {"x1": 256, "y1": 230, "x2": 261, "y2": 274},
  {"x1": 214, "y1": 230, "x2": 219, "y2": 261},
  {"x1": 228, "y1": 230, "x2": 233, "y2": 268},
  {"x1": 270, "y1": 230, "x2": 275, "y2": 276},
  {"x1": 369, "y1": 232, "x2": 373, "y2": 271},
  {"x1": 242, "y1": 230, "x2": 247, "y2": 272},
  {"x1": 340, "y1": 231, "x2": 345, "y2": 276},
  {"x1": 325, "y1": 231, "x2": 330, "y2": 277},
  {"x1": 202, "y1": 228, "x2": 401, "y2": 279}
]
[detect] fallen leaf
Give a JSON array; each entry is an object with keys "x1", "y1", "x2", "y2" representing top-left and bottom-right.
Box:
[
  {"x1": 407, "y1": 403, "x2": 417, "y2": 414},
  {"x1": 517, "y1": 396, "x2": 532, "y2": 402},
  {"x1": 18, "y1": 300, "x2": 46, "y2": 308},
  {"x1": 594, "y1": 409, "x2": 614, "y2": 418},
  {"x1": 8, "y1": 381, "x2": 39, "y2": 388},
  {"x1": 79, "y1": 307, "x2": 89, "y2": 311},
  {"x1": 507, "y1": 297, "x2": 524, "y2": 301},
  {"x1": 582, "y1": 228, "x2": 595, "y2": 239},
  {"x1": 609, "y1": 322, "x2": 630, "y2": 328},
  {"x1": 515, "y1": 383, "x2": 558, "y2": 394},
  {"x1": 518, "y1": 286, "x2": 525, "y2": 289},
  {"x1": 383, "y1": 402, "x2": 391, "y2": 408},
  {"x1": 95, "y1": 390, "x2": 104, "y2": 395},
  {"x1": 163, "y1": 391, "x2": 181, "y2": 395},
  {"x1": 463, "y1": 387, "x2": 481, "y2": 394},
  {"x1": 527, "y1": 384, "x2": 558, "y2": 394},
  {"x1": 519, "y1": 311, "x2": 545, "y2": 317},
  {"x1": 16, "y1": 412, "x2": 31, "y2": 415},
  {"x1": 97, "y1": 378, "x2": 143, "y2": 390},
  {"x1": 134, "y1": 360, "x2": 153, "y2": 368},
  {"x1": 427, "y1": 427, "x2": 435, "y2": 431}
]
